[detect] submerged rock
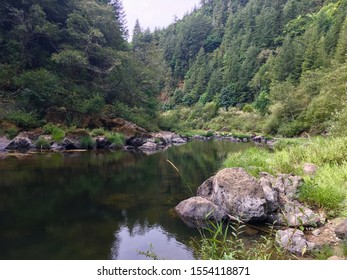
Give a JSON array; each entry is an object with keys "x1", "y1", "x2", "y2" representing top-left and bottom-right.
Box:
[{"x1": 175, "y1": 196, "x2": 227, "y2": 228}]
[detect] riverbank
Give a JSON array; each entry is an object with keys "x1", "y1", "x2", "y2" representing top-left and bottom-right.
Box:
[
  {"x1": 0, "y1": 118, "x2": 275, "y2": 156},
  {"x1": 177, "y1": 137, "x2": 347, "y2": 260}
]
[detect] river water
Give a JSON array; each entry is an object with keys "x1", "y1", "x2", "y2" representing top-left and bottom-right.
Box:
[{"x1": 0, "y1": 140, "x2": 255, "y2": 260}]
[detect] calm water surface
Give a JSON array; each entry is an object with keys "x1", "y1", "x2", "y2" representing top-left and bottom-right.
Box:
[{"x1": 0, "y1": 141, "x2": 255, "y2": 260}]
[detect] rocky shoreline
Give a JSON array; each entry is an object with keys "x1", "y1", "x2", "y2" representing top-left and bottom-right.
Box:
[
  {"x1": 175, "y1": 167, "x2": 347, "y2": 258},
  {"x1": 0, "y1": 118, "x2": 274, "y2": 156}
]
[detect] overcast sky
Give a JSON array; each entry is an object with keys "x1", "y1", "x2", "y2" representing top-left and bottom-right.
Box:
[{"x1": 122, "y1": 0, "x2": 201, "y2": 39}]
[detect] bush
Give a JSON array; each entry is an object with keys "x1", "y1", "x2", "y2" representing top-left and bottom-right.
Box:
[
  {"x1": 105, "y1": 132, "x2": 125, "y2": 147},
  {"x1": 7, "y1": 111, "x2": 40, "y2": 129},
  {"x1": 80, "y1": 136, "x2": 95, "y2": 149},
  {"x1": 43, "y1": 123, "x2": 65, "y2": 142},
  {"x1": 35, "y1": 137, "x2": 51, "y2": 150},
  {"x1": 91, "y1": 128, "x2": 107, "y2": 137}
]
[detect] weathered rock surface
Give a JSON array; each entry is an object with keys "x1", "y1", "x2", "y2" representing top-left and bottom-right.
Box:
[
  {"x1": 61, "y1": 137, "x2": 80, "y2": 150},
  {"x1": 277, "y1": 201, "x2": 323, "y2": 227},
  {"x1": 197, "y1": 168, "x2": 267, "y2": 222},
  {"x1": 276, "y1": 229, "x2": 315, "y2": 255},
  {"x1": 102, "y1": 118, "x2": 149, "y2": 138},
  {"x1": 306, "y1": 218, "x2": 341, "y2": 246},
  {"x1": 138, "y1": 141, "x2": 158, "y2": 154},
  {"x1": 5, "y1": 137, "x2": 34, "y2": 151},
  {"x1": 175, "y1": 196, "x2": 227, "y2": 228},
  {"x1": 335, "y1": 219, "x2": 347, "y2": 240}
]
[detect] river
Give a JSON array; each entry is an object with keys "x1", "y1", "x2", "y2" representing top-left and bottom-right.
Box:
[{"x1": 0, "y1": 140, "x2": 255, "y2": 260}]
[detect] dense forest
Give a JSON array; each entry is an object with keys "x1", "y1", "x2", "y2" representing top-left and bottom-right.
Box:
[
  {"x1": 0, "y1": 0, "x2": 165, "y2": 134},
  {"x1": 1, "y1": 0, "x2": 347, "y2": 138}
]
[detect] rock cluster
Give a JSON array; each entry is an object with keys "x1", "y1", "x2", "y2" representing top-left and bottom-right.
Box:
[{"x1": 175, "y1": 167, "x2": 337, "y2": 256}]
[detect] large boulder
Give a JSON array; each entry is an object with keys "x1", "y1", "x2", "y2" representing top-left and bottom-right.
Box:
[
  {"x1": 5, "y1": 137, "x2": 34, "y2": 151},
  {"x1": 61, "y1": 137, "x2": 80, "y2": 150},
  {"x1": 276, "y1": 229, "x2": 315, "y2": 255},
  {"x1": 102, "y1": 118, "x2": 149, "y2": 138},
  {"x1": 175, "y1": 196, "x2": 227, "y2": 228},
  {"x1": 197, "y1": 168, "x2": 267, "y2": 222}
]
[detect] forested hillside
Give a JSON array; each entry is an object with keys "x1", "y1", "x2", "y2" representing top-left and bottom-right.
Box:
[
  {"x1": 0, "y1": 0, "x2": 166, "y2": 133},
  {"x1": 135, "y1": 0, "x2": 347, "y2": 137},
  {"x1": 1, "y1": 0, "x2": 347, "y2": 138}
]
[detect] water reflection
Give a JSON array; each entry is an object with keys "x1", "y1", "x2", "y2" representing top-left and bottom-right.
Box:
[
  {"x1": 0, "y1": 141, "x2": 255, "y2": 259},
  {"x1": 111, "y1": 220, "x2": 194, "y2": 260}
]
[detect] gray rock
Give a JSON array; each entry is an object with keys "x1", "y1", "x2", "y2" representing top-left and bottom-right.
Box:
[
  {"x1": 5, "y1": 137, "x2": 34, "y2": 150},
  {"x1": 61, "y1": 138, "x2": 80, "y2": 150},
  {"x1": 197, "y1": 168, "x2": 267, "y2": 222},
  {"x1": 312, "y1": 229, "x2": 321, "y2": 237},
  {"x1": 335, "y1": 219, "x2": 347, "y2": 240},
  {"x1": 276, "y1": 229, "x2": 315, "y2": 255},
  {"x1": 303, "y1": 163, "x2": 318, "y2": 176},
  {"x1": 280, "y1": 201, "x2": 323, "y2": 227},
  {"x1": 259, "y1": 177, "x2": 279, "y2": 212},
  {"x1": 126, "y1": 137, "x2": 147, "y2": 147},
  {"x1": 175, "y1": 196, "x2": 227, "y2": 228},
  {"x1": 138, "y1": 141, "x2": 158, "y2": 154},
  {"x1": 96, "y1": 136, "x2": 110, "y2": 149}
]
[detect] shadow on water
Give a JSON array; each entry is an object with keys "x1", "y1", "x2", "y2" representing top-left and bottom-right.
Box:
[{"x1": 0, "y1": 141, "x2": 255, "y2": 259}]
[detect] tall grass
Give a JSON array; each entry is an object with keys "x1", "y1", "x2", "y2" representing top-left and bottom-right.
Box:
[
  {"x1": 223, "y1": 137, "x2": 347, "y2": 214},
  {"x1": 193, "y1": 221, "x2": 285, "y2": 260},
  {"x1": 105, "y1": 132, "x2": 125, "y2": 147}
]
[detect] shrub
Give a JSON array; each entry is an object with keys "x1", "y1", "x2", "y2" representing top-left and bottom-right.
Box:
[
  {"x1": 105, "y1": 132, "x2": 125, "y2": 147},
  {"x1": 43, "y1": 123, "x2": 65, "y2": 142},
  {"x1": 91, "y1": 128, "x2": 107, "y2": 137},
  {"x1": 80, "y1": 136, "x2": 95, "y2": 149},
  {"x1": 7, "y1": 111, "x2": 39, "y2": 129},
  {"x1": 35, "y1": 138, "x2": 51, "y2": 150}
]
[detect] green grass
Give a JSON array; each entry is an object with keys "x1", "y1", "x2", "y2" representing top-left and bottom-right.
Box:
[
  {"x1": 80, "y1": 136, "x2": 95, "y2": 149},
  {"x1": 223, "y1": 137, "x2": 347, "y2": 214},
  {"x1": 223, "y1": 147, "x2": 273, "y2": 177},
  {"x1": 193, "y1": 221, "x2": 285, "y2": 260},
  {"x1": 342, "y1": 240, "x2": 347, "y2": 257},
  {"x1": 105, "y1": 132, "x2": 126, "y2": 147},
  {"x1": 35, "y1": 137, "x2": 51, "y2": 150},
  {"x1": 43, "y1": 123, "x2": 65, "y2": 142},
  {"x1": 91, "y1": 128, "x2": 107, "y2": 137},
  {"x1": 311, "y1": 245, "x2": 334, "y2": 260}
]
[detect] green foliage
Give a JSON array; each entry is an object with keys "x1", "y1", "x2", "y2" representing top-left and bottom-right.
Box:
[
  {"x1": 35, "y1": 137, "x2": 51, "y2": 150},
  {"x1": 311, "y1": 245, "x2": 334, "y2": 260},
  {"x1": 91, "y1": 128, "x2": 107, "y2": 137},
  {"x1": 79, "y1": 136, "x2": 95, "y2": 149},
  {"x1": 224, "y1": 137, "x2": 347, "y2": 213},
  {"x1": 7, "y1": 111, "x2": 39, "y2": 129},
  {"x1": 43, "y1": 124, "x2": 65, "y2": 142},
  {"x1": 194, "y1": 221, "x2": 285, "y2": 260},
  {"x1": 14, "y1": 69, "x2": 60, "y2": 113},
  {"x1": 6, "y1": 127, "x2": 19, "y2": 140},
  {"x1": 342, "y1": 240, "x2": 347, "y2": 257},
  {"x1": 223, "y1": 147, "x2": 273, "y2": 177},
  {"x1": 299, "y1": 166, "x2": 347, "y2": 211},
  {"x1": 105, "y1": 132, "x2": 125, "y2": 147}
]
